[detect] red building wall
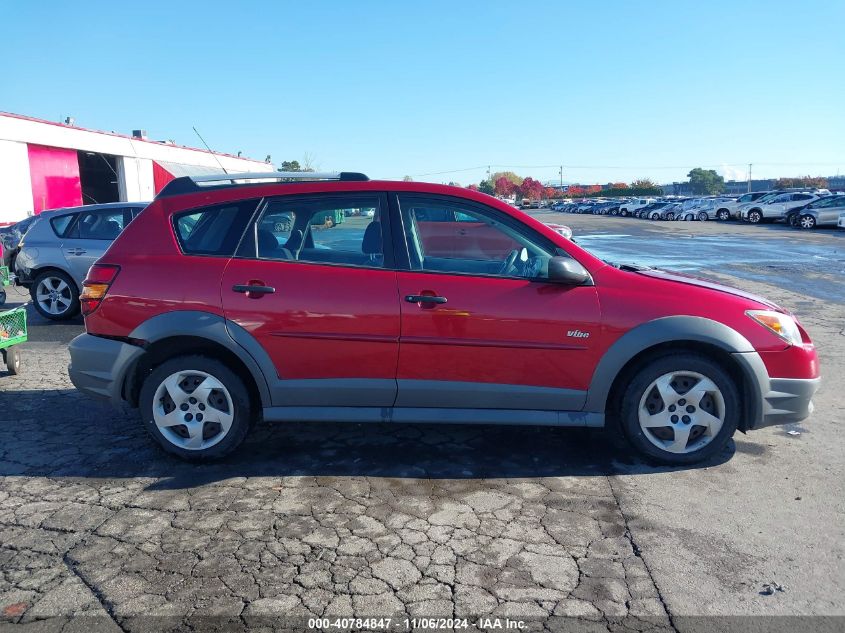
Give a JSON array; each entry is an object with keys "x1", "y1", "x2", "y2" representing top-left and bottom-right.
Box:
[{"x1": 27, "y1": 144, "x2": 82, "y2": 213}]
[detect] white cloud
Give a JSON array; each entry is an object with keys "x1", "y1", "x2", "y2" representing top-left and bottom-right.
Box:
[{"x1": 719, "y1": 164, "x2": 748, "y2": 182}]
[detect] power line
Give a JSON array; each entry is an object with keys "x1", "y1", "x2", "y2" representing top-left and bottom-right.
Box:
[{"x1": 386, "y1": 161, "x2": 843, "y2": 180}]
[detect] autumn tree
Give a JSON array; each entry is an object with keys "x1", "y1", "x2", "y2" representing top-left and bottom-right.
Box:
[
  {"x1": 490, "y1": 171, "x2": 523, "y2": 187},
  {"x1": 517, "y1": 177, "x2": 545, "y2": 200},
  {"x1": 494, "y1": 177, "x2": 517, "y2": 197},
  {"x1": 687, "y1": 168, "x2": 724, "y2": 195},
  {"x1": 775, "y1": 176, "x2": 828, "y2": 189}
]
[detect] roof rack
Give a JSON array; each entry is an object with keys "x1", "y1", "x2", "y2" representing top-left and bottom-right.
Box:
[{"x1": 156, "y1": 171, "x2": 370, "y2": 198}]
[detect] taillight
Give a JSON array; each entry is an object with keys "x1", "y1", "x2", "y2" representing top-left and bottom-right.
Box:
[{"x1": 80, "y1": 264, "x2": 120, "y2": 316}]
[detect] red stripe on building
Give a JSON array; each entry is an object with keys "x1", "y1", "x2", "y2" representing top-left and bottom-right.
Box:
[{"x1": 152, "y1": 161, "x2": 175, "y2": 194}]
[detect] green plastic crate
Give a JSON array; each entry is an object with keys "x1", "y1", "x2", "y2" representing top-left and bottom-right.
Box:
[{"x1": 0, "y1": 306, "x2": 27, "y2": 349}]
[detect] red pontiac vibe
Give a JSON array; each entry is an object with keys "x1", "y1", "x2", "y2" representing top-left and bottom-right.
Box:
[{"x1": 67, "y1": 173, "x2": 820, "y2": 464}]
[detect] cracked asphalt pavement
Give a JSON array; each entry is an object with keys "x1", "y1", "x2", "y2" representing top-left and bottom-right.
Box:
[{"x1": 1, "y1": 217, "x2": 843, "y2": 632}]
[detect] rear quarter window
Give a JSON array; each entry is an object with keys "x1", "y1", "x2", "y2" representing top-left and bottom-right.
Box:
[
  {"x1": 174, "y1": 200, "x2": 258, "y2": 256},
  {"x1": 50, "y1": 214, "x2": 76, "y2": 237}
]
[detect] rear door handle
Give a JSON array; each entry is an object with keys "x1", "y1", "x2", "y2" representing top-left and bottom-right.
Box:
[
  {"x1": 233, "y1": 284, "x2": 275, "y2": 296},
  {"x1": 405, "y1": 294, "x2": 447, "y2": 304}
]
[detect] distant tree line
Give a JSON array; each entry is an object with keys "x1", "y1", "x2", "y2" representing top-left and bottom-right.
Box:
[{"x1": 288, "y1": 162, "x2": 831, "y2": 197}]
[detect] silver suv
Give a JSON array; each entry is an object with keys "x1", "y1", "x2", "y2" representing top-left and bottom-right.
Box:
[{"x1": 15, "y1": 202, "x2": 148, "y2": 320}]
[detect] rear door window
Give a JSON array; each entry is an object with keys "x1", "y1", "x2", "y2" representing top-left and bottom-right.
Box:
[
  {"x1": 249, "y1": 195, "x2": 388, "y2": 269},
  {"x1": 75, "y1": 209, "x2": 126, "y2": 239}
]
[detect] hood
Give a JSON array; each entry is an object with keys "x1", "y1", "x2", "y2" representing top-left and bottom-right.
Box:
[{"x1": 634, "y1": 267, "x2": 783, "y2": 311}]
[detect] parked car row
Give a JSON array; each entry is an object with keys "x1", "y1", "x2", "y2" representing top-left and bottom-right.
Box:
[{"x1": 548, "y1": 189, "x2": 845, "y2": 230}]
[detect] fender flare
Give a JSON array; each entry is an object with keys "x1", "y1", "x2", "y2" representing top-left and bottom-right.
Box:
[
  {"x1": 584, "y1": 315, "x2": 768, "y2": 426},
  {"x1": 129, "y1": 310, "x2": 274, "y2": 406}
]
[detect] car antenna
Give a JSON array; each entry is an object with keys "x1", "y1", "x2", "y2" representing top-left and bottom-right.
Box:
[{"x1": 192, "y1": 126, "x2": 229, "y2": 175}]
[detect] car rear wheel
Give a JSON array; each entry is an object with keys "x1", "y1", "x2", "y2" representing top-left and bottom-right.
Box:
[
  {"x1": 697, "y1": 211, "x2": 709, "y2": 222},
  {"x1": 666, "y1": 212, "x2": 675, "y2": 220},
  {"x1": 748, "y1": 210, "x2": 762, "y2": 224},
  {"x1": 30, "y1": 270, "x2": 79, "y2": 320},
  {"x1": 717, "y1": 209, "x2": 731, "y2": 221},
  {"x1": 799, "y1": 214, "x2": 816, "y2": 229},
  {"x1": 140, "y1": 356, "x2": 253, "y2": 461},
  {"x1": 619, "y1": 354, "x2": 739, "y2": 465}
]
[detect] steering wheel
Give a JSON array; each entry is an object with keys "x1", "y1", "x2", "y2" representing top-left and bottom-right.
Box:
[{"x1": 499, "y1": 248, "x2": 520, "y2": 275}]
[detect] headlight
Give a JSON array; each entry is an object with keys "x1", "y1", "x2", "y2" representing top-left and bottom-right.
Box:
[{"x1": 746, "y1": 310, "x2": 802, "y2": 345}]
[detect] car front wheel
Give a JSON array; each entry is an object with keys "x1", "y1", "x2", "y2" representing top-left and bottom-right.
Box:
[
  {"x1": 717, "y1": 209, "x2": 731, "y2": 221},
  {"x1": 31, "y1": 270, "x2": 79, "y2": 320},
  {"x1": 619, "y1": 354, "x2": 739, "y2": 465},
  {"x1": 139, "y1": 356, "x2": 253, "y2": 461}
]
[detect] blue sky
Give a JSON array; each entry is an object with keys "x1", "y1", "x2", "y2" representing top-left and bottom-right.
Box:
[{"x1": 2, "y1": 1, "x2": 843, "y2": 185}]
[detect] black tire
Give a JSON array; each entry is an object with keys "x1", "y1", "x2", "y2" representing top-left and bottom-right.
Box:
[
  {"x1": 139, "y1": 355, "x2": 253, "y2": 461},
  {"x1": 0, "y1": 288, "x2": 5, "y2": 306},
  {"x1": 620, "y1": 210, "x2": 628, "y2": 217},
  {"x1": 748, "y1": 210, "x2": 762, "y2": 224},
  {"x1": 717, "y1": 209, "x2": 731, "y2": 221},
  {"x1": 618, "y1": 353, "x2": 740, "y2": 465},
  {"x1": 697, "y1": 211, "x2": 708, "y2": 222},
  {"x1": 3, "y1": 347, "x2": 21, "y2": 375},
  {"x1": 666, "y1": 212, "x2": 675, "y2": 220},
  {"x1": 30, "y1": 269, "x2": 80, "y2": 320}
]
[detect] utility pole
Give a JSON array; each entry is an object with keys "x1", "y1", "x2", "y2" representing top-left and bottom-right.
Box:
[
  {"x1": 559, "y1": 165, "x2": 563, "y2": 188},
  {"x1": 487, "y1": 165, "x2": 491, "y2": 184},
  {"x1": 747, "y1": 163, "x2": 752, "y2": 193}
]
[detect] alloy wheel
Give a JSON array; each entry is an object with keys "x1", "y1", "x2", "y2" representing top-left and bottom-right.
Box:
[
  {"x1": 152, "y1": 370, "x2": 234, "y2": 450},
  {"x1": 638, "y1": 370, "x2": 725, "y2": 454},
  {"x1": 799, "y1": 215, "x2": 816, "y2": 229},
  {"x1": 36, "y1": 276, "x2": 73, "y2": 316}
]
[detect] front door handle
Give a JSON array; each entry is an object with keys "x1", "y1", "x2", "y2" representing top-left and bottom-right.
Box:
[
  {"x1": 405, "y1": 294, "x2": 447, "y2": 305},
  {"x1": 233, "y1": 283, "x2": 275, "y2": 298}
]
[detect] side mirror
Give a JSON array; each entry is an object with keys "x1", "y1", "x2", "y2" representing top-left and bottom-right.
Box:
[{"x1": 548, "y1": 256, "x2": 590, "y2": 285}]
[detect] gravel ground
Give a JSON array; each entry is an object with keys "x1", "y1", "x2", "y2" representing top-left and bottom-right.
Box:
[{"x1": 0, "y1": 216, "x2": 843, "y2": 632}]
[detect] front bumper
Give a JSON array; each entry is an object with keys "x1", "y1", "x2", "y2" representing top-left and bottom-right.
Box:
[
  {"x1": 68, "y1": 333, "x2": 144, "y2": 405},
  {"x1": 756, "y1": 377, "x2": 821, "y2": 429}
]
